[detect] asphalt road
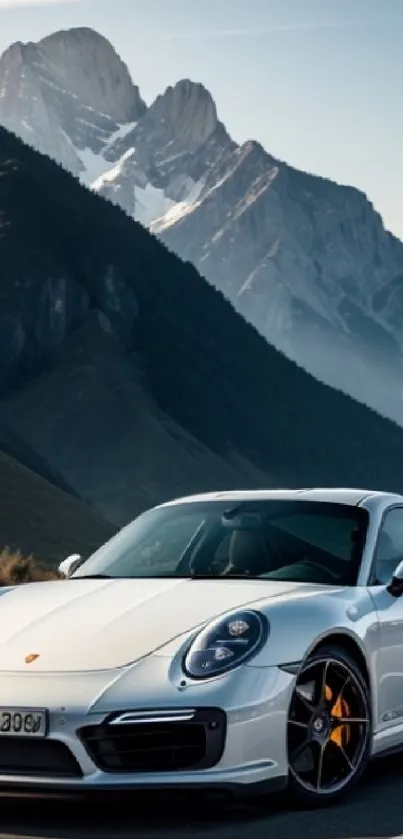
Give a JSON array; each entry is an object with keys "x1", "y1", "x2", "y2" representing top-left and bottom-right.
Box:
[{"x1": 1, "y1": 755, "x2": 403, "y2": 839}]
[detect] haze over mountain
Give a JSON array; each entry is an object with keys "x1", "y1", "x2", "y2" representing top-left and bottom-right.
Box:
[
  {"x1": 1, "y1": 26, "x2": 402, "y2": 427},
  {"x1": 1, "y1": 126, "x2": 403, "y2": 528}
]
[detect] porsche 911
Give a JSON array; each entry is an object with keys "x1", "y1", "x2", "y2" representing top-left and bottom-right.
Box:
[{"x1": 0, "y1": 487, "x2": 403, "y2": 807}]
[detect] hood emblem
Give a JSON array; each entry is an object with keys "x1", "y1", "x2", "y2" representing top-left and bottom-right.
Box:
[{"x1": 25, "y1": 653, "x2": 39, "y2": 664}]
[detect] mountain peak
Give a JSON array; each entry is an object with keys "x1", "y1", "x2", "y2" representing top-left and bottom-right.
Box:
[
  {"x1": 0, "y1": 27, "x2": 146, "y2": 130},
  {"x1": 0, "y1": 27, "x2": 147, "y2": 174},
  {"x1": 37, "y1": 26, "x2": 133, "y2": 65},
  {"x1": 148, "y1": 78, "x2": 218, "y2": 151},
  {"x1": 39, "y1": 26, "x2": 111, "y2": 45},
  {"x1": 0, "y1": 38, "x2": 35, "y2": 69},
  {"x1": 35, "y1": 27, "x2": 146, "y2": 124},
  {"x1": 172, "y1": 78, "x2": 213, "y2": 97}
]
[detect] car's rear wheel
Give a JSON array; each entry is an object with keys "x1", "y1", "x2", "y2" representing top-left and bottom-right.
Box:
[{"x1": 286, "y1": 644, "x2": 371, "y2": 808}]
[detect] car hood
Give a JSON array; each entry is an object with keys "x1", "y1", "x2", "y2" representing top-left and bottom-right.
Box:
[{"x1": 0, "y1": 577, "x2": 328, "y2": 672}]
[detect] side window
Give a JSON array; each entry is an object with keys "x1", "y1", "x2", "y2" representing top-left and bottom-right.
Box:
[{"x1": 374, "y1": 508, "x2": 403, "y2": 584}]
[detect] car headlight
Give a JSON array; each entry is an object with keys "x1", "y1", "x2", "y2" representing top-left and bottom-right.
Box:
[{"x1": 183, "y1": 609, "x2": 269, "y2": 679}]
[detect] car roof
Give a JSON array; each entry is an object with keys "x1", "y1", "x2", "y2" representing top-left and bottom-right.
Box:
[{"x1": 162, "y1": 487, "x2": 403, "y2": 509}]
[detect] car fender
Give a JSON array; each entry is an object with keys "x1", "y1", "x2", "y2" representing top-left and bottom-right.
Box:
[{"x1": 249, "y1": 588, "x2": 378, "y2": 669}]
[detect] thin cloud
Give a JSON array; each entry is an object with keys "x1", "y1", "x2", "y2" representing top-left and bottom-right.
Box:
[{"x1": 153, "y1": 18, "x2": 393, "y2": 41}]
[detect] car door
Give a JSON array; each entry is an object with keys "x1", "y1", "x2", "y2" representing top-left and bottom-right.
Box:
[{"x1": 368, "y1": 506, "x2": 403, "y2": 732}]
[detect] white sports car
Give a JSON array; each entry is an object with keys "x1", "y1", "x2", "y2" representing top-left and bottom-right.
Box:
[{"x1": 1, "y1": 487, "x2": 403, "y2": 807}]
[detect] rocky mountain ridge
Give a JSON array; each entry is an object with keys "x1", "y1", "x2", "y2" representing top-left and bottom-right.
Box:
[
  {"x1": 1, "y1": 27, "x2": 403, "y2": 425},
  {"x1": 2, "y1": 127, "x2": 403, "y2": 526}
]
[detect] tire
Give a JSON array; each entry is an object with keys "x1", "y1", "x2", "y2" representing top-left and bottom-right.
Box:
[{"x1": 286, "y1": 644, "x2": 371, "y2": 808}]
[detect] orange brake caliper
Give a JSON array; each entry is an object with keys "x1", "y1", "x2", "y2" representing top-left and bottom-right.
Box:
[{"x1": 325, "y1": 685, "x2": 351, "y2": 748}]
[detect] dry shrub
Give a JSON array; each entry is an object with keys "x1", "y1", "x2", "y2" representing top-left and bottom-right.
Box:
[{"x1": 0, "y1": 548, "x2": 63, "y2": 586}]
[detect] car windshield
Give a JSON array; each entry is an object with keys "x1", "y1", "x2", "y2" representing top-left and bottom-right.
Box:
[{"x1": 72, "y1": 499, "x2": 368, "y2": 586}]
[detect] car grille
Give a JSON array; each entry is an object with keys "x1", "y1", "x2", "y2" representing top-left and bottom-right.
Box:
[
  {"x1": 79, "y1": 708, "x2": 227, "y2": 773},
  {"x1": 0, "y1": 737, "x2": 82, "y2": 777}
]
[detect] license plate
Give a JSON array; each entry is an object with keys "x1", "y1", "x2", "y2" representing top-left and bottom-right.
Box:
[{"x1": 0, "y1": 707, "x2": 48, "y2": 737}]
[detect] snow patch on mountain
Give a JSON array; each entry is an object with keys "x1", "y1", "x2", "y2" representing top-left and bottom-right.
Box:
[
  {"x1": 134, "y1": 184, "x2": 175, "y2": 227},
  {"x1": 91, "y1": 151, "x2": 204, "y2": 227},
  {"x1": 151, "y1": 179, "x2": 204, "y2": 232},
  {"x1": 92, "y1": 147, "x2": 135, "y2": 189}
]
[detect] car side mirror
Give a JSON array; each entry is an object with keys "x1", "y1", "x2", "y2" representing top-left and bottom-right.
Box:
[
  {"x1": 386, "y1": 559, "x2": 403, "y2": 597},
  {"x1": 58, "y1": 554, "x2": 82, "y2": 578}
]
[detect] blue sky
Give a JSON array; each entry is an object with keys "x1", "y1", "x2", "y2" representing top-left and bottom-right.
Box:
[{"x1": 0, "y1": 0, "x2": 402, "y2": 239}]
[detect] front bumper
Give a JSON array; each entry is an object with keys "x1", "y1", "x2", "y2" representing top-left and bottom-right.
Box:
[{"x1": 0, "y1": 657, "x2": 294, "y2": 798}]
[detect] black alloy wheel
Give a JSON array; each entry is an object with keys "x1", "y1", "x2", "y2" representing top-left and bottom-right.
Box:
[{"x1": 287, "y1": 644, "x2": 371, "y2": 807}]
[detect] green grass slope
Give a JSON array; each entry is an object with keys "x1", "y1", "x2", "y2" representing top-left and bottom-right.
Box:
[{"x1": 0, "y1": 449, "x2": 115, "y2": 566}]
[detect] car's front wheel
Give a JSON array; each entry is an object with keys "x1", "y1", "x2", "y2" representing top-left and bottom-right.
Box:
[{"x1": 286, "y1": 644, "x2": 371, "y2": 808}]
